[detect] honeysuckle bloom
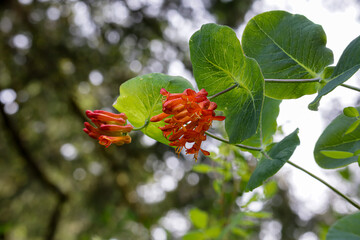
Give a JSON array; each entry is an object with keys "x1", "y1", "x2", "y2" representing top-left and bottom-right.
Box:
[
  {"x1": 83, "y1": 110, "x2": 133, "y2": 147},
  {"x1": 150, "y1": 88, "x2": 225, "y2": 160}
]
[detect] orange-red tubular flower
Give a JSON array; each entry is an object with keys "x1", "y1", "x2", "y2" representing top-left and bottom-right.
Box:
[
  {"x1": 150, "y1": 88, "x2": 225, "y2": 161},
  {"x1": 83, "y1": 110, "x2": 133, "y2": 147}
]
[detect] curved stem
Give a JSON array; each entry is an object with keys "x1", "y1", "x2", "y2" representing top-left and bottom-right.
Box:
[
  {"x1": 206, "y1": 129, "x2": 360, "y2": 210},
  {"x1": 287, "y1": 161, "x2": 360, "y2": 210},
  {"x1": 133, "y1": 119, "x2": 149, "y2": 131},
  {"x1": 205, "y1": 131, "x2": 262, "y2": 152},
  {"x1": 264, "y1": 78, "x2": 321, "y2": 83},
  {"x1": 340, "y1": 83, "x2": 360, "y2": 92},
  {"x1": 208, "y1": 83, "x2": 239, "y2": 100}
]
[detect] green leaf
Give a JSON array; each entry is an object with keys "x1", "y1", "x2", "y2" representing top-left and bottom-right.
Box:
[
  {"x1": 343, "y1": 107, "x2": 359, "y2": 118},
  {"x1": 326, "y1": 212, "x2": 360, "y2": 240},
  {"x1": 345, "y1": 120, "x2": 360, "y2": 135},
  {"x1": 190, "y1": 23, "x2": 264, "y2": 143},
  {"x1": 242, "y1": 10, "x2": 333, "y2": 99},
  {"x1": 241, "y1": 97, "x2": 281, "y2": 153},
  {"x1": 246, "y1": 129, "x2": 300, "y2": 191},
  {"x1": 192, "y1": 164, "x2": 215, "y2": 174},
  {"x1": 113, "y1": 73, "x2": 193, "y2": 145},
  {"x1": 320, "y1": 150, "x2": 354, "y2": 159},
  {"x1": 314, "y1": 107, "x2": 360, "y2": 168},
  {"x1": 309, "y1": 35, "x2": 360, "y2": 110},
  {"x1": 189, "y1": 208, "x2": 208, "y2": 229},
  {"x1": 263, "y1": 180, "x2": 278, "y2": 198},
  {"x1": 182, "y1": 231, "x2": 205, "y2": 240},
  {"x1": 204, "y1": 227, "x2": 221, "y2": 238}
]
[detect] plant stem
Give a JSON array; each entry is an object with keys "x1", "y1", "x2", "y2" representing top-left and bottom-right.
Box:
[
  {"x1": 287, "y1": 160, "x2": 360, "y2": 210},
  {"x1": 206, "y1": 130, "x2": 360, "y2": 210},
  {"x1": 205, "y1": 131, "x2": 262, "y2": 152},
  {"x1": 133, "y1": 119, "x2": 149, "y2": 131},
  {"x1": 264, "y1": 78, "x2": 321, "y2": 83},
  {"x1": 208, "y1": 83, "x2": 239, "y2": 100},
  {"x1": 340, "y1": 83, "x2": 360, "y2": 92}
]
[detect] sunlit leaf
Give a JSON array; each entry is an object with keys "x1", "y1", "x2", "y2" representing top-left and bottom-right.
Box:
[
  {"x1": 345, "y1": 120, "x2": 360, "y2": 135},
  {"x1": 343, "y1": 107, "x2": 359, "y2": 118},
  {"x1": 242, "y1": 10, "x2": 333, "y2": 99},
  {"x1": 309, "y1": 35, "x2": 360, "y2": 110},
  {"x1": 326, "y1": 212, "x2": 360, "y2": 240},
  {"x1": 314, "y1": 107, "x2": 360, "y2": 168},
  {"x1": 113, "y1": 73, "x2": 193, "y2": 145},
  {"x1": 189, "y1": 208, "x2": 208, "y2": 229},
  {"x1": 246, "y1": 129, "x2": 300, "y2": 191},
  {"x1": 320, "y1": 150, "x2": 354, "y2": 159},
  {"x1": 190, "y1": 23, "x2": 264, "y2": 143}
]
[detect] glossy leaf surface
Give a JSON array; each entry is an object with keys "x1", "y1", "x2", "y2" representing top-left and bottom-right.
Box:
[
  {"x1": 190, "y1": 23, "x2": 264, "y2": 143},
  {"x1": 242, "y1": 10, "x2": 333, "y2": 99},
  {"x1": 113, "y1": 73, "x2": 193, "y2": 145}
]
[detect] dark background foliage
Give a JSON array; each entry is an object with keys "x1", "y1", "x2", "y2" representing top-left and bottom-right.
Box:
[{"x1": 0, "y1": 1, "x2": 355, "y2": 240}]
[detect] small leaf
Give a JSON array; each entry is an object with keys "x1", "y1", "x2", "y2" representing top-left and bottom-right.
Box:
[
  {"x1": 246, "y1": 129, "x2": 300, "y2": 191},
  {"x1": 263, "y1": 180, "x2": 278, "y2": 198},
  {"x1": 326, "y1": 212, "x2": 360, "y2": 240},
  {"x1": 113, "y1": 73, "x2": 193, "y2": 145},
  {"x1": 192, "y1": 164, "x2": 215, "y2": 174},
  {"x1": 189, "y1": 208, "x2": 208, "y2": 229},
  {"x1": 354, "y1": 149, "x2": 360, "y2": 155},
  {"x1": 190, "y1": 23, "x2": 264, "y2": 143},
  {"x1": 314, "y1": 107, "x2": 360, "y2": 168},
  {"x1": 345, "y1": 120, "x2": 360, "y2": 135},
  {"x1": 204, "y1": 227, "x2": 221, "y2": 238},
  {"x1": 343, "y1": 107, "x2": 359, "y2": 117},
  {"x1": 242, "y1": 10, "x2": 333, "y2": 99},
  {"x1": 183, "y1": 231, "x2": 205, "y2": 240},
  {"x1": 244, "y1": 211, "x2": 272, "y2": 219},
  {"x1": 320, "y1": 150, "x2": 354, "y2": 159}
]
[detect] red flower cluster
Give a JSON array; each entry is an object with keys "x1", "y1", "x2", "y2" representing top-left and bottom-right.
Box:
[
  {"x1": 83, "y1": 110, "x2": 133, "y2": 147},
  {"x1": 150, "y1": 88, "x2": 225, "y2": 160}
]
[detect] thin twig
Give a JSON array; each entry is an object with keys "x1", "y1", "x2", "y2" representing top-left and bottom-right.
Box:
[
  {"x1": 264, "y1": 78, "x2": 321, "y2": 83},
  {"x1": 205, "y1": 129, "x2": 360, "y2": 210},
  {"x1": 287, "y1": 161, "x2": 360, "y2": 210},
  {"x1": 205, "y1": 131, "x2": 262, "y2": 151},
  {"x1": 133, "y1": 119, "x2": 149, "y2": 131},
  {"x1": 208, "y1": 83, "x2": 239, "y2": 100},
  {"x1": 340, "y1": 83, "x2": 360, "y2": 92}
]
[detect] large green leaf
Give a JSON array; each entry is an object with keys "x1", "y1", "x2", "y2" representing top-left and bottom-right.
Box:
[
  {"x1": 113, "y1": 73, "x2": 194, "y2": 145},
  {"x1": 314, "y1": 107, "x2": 360, "y2": 168},
  {"x1": 242, "y1": 10, "x2": 333, "y2": 99},
  {"x1": 309, "y1": 35, "x2": 360, "y2": 110},
  {"x1": 246, "y1": 129, "x2": 300, "y2": 191},
  {"x1": 190, "y1": 23, "x2": 264, "y2": 143},
  {"x1": 241, "y1": 97, "x2": 281, "y2": 150},
  {"x1": 326, "y1": 212, "x2": 360, "y2": 240}
]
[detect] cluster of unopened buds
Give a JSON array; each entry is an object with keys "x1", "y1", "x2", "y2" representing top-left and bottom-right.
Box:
[
  {"x1": 84, "y1": 88, "x2": 225, "y2": 160},
  {"x1": 83, "y1": 110, "x2": 133, "y2": 147}
]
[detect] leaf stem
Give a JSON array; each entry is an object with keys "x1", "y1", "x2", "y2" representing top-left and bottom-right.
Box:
[
  {"x1": 264, "y1": 78, "x2": 321, "y2": 83},
  {"x1": 133, "y1": 119, "x2": 149, "y2": 131},
  {"x1": 205, "y1": 131, "x2": 262, "y2": 152},
  {"x1": 208, "y1": 83, "x2": 239, "y2": 100},
  {"x1": 340, "y1": 83, "x2": 360, "y2": 92},
  {"x1": 206, "y1": 130, "x2": 360, "y2": 210},
  {"x1": 287, "y1": 160, "x2": 360, "y2": 210}
]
